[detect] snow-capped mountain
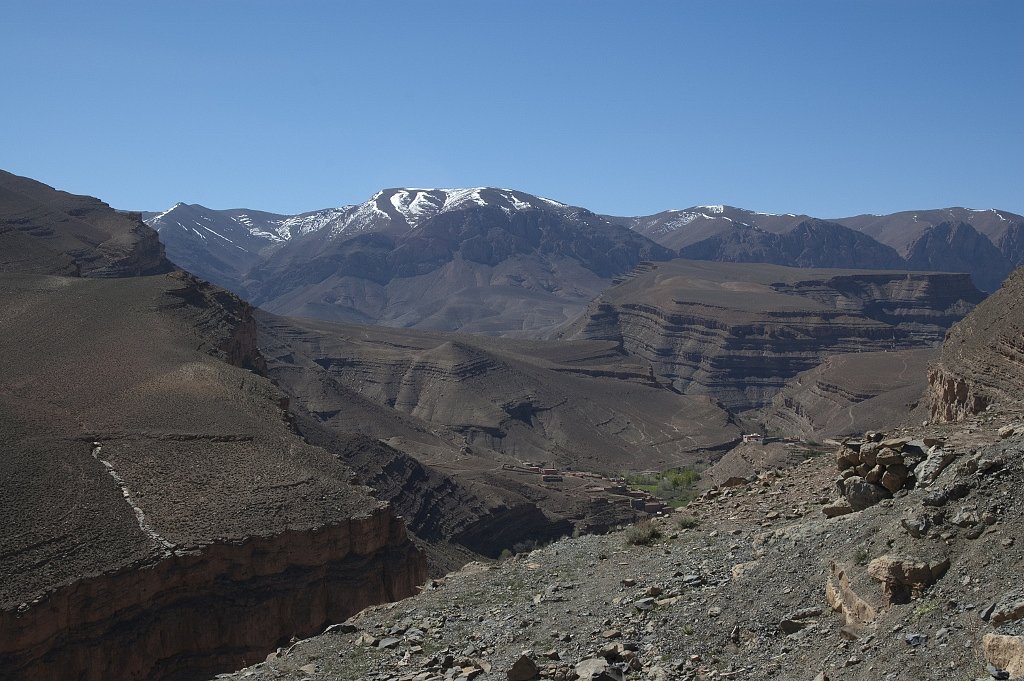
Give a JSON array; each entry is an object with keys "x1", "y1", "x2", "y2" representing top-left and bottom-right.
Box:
[
  {"x1": 145, "y1": 188, "x2": 673, "y2": 335},
  {"x1": 145, "y1": 189, "x2": 1024, "y2": 335}
]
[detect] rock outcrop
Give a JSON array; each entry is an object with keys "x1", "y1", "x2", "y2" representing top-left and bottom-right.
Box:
[
  {"x1": 929, "y1": 266, "x2": 1024, "y2": 422},
  {"x1": 0, "y1": 169, "x2": 173, "y2": 278}
]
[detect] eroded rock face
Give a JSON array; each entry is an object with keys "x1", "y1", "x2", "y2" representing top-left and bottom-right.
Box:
[
  {"x1": 929, "y1": 266, "x2": 1024, "y2": 422},
  {"x1": 825, "y1": 562, "x2": 879, "y2": 625},
  {"x1": 764, "y1": 349, "x2": 934, "y2": 441},
  {"x1": 983, "y1": 634, "x2": 1024, "y2": 677},
  {"x1": 0, "y1": 270, "x2": 427, "y2": 680},
  {"x1": 867, "y1": 555, "x2": 950, "y2": 604},
  {"x1": 0, "y1": 510, "x2": 426, "y2": 681},
  {"x1": 559, "y1": 260, "x2": 981, "y2": 413}
]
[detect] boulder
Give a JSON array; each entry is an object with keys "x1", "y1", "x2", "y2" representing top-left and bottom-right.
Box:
[
  {"x1": 843, "y1": 477, "x2": 891, "y2": 511},
  {"x1": 991, "y1": 593, "x2": 1024, "y2": 626},
  {"x1": 575, "y1": 657, "x2": 625, "y2": 681},
  {"x1": 880, "y1": 464, "x2": 910, "y2": 493},
  {"x1": 900, "y1": 511, "x2": 932, "y2": 539},
  {"x1": 867, "y1": 555, "x2": 950, "y2": 603},
  {"x1": 858, "y1": 442, "x2": 880, "y2": 466},
  {"x1": 840, "y1": 446, "x2": 861, "y2": 466},
  {"x1": 875, "y1": 448, "x2": 904, "y2": 466},
  {"x1": 508, "y1": 654, "x2": 540, "y2": 681},
  {"x1": 982, "y1": 634, "x2": 1024, "y2": 677},
  {"x1": 915, "y1": 447, "x2": 955, "y2": 487},
  {"x1": 822, "y1": 501, "x2": 854, "y2": 518}
]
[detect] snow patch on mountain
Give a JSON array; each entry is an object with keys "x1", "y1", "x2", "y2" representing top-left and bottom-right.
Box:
[{"x1": 280, "y1": 207, "x2": 352, "y2": 237}]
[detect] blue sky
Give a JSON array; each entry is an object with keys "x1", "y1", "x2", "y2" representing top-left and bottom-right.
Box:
[{"x1": 1, "y1": 1, "x2": 1021, "y2": 217}]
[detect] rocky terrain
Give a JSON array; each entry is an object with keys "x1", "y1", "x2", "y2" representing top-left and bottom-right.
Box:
[
  {"x1": 253, "y1": 312, "x2": 739, "y2": 569},
  {"x1": 213, "y1": 260, "x2": 1024, "y2": 681},
  {"x1": 215, "y1": 408, "x2": 1024, "y2": 681},
  {"x1": 556, "y1": 260, "x2": 982, "y2": 416},
  {"x1": 7, "y1": 167, "x2": 1023, "y2": 681},
  {"x1": 1, "y1": 169, "x2": 173, "y2": 277},
  {"x1": 928, "y1": 266, "x2": 1024, "y2": 424},
  {"x1": 763, "y1": 348, "x2": 934, "y2": 441},
  {"x1": 0, "y1": 174, "x2": 428, "y2": 681}
]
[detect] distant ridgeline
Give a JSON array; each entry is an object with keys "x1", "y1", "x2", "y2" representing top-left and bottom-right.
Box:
[{"x1": 146, "y1": 190, "x2": 1021, "y2": 337}]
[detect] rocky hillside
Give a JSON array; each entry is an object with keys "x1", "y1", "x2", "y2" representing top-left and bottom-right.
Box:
[
  {"x1": 143, "y1": 203, "x2": 292, "y2": 290},
  {"x1": 929, "y1": 266, "x2": 1024, "y2": 423},
  {"x1": 256, "y1": 311, "x2": 740, "y2": 566},
  {"x1": 557, "y1": 259, "x2": 983, "y2": 415},
  {"x1": 0, "y1": 177, "x2": 428, "y2": 681},
  {"x1": 217, "y1": 406, "x2": 1024, "y2": 681},
  {"x1": 1, "y1": 169, "x2": 173, "y2": 277},
  {"x1": 763, "y1": 348, "x2": 934, "y2": 440}
]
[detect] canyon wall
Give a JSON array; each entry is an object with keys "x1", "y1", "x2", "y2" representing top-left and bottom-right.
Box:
[
  {"x1": 929, "y1": 266, "x2": 1024, "y2": 422},
  {"x1": 0, "y1": 509, "x2": 426, "y2": 681},
  {"x1": 559, "y1": 261, "x2": 983, "y2": 414}
]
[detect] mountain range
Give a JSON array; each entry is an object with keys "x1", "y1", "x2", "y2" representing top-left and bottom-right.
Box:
[
  {"x1": 146, "y1": 191, "x2": 1023, "y2": 337},
  {"x1": 1, "y1": 168, "x2": 1015, "y2": 680}
]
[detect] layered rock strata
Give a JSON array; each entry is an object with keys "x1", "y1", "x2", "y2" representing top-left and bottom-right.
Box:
[
  {"x1": 929, "y1": 266, "x2": 1024, "y2": 422},
  {"x1": 0, "y1": 169, "x2": 172, "y2": 277},
  {"x1": 764, "y1": 349, "x2": 934, "y2": 439},
  {"x1": 558, "y1": 260, "x2": 982, "y2": 414},
  {"x1": 0, "y1": 510, "x2": 425, "y2": 681}
]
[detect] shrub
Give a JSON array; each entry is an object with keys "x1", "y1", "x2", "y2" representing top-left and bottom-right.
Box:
[
  {"x1": 625, "y1": 520, "x2": 662, "y2": 546},
  {"x1": 676, "y1": 515, "x2": 699, "y2": 529}
]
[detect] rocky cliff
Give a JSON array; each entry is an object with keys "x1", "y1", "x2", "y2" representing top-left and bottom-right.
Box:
[
  {"x1": 0, "y1": 509, "x2": 425, "y2": 681},
  {"x1": 558, "y1": 260, "x2": 983, "y2": 415},
  {"x1": 0, "y1": 169, "x2": 173, "y2": 277},
  {"x1": 0, "y1": 272, "x2": 429, "y2": 681},
  {"x1": 929, "y1": 266, "x2": 1024, "y2": 422}
]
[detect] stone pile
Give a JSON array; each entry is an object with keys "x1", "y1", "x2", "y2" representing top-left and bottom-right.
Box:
[{"x1": 822, "y1": 432, "x2": 953, "y2": 517}]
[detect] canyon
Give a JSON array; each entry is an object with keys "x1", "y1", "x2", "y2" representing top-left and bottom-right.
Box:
[{"x1": 1, "y1": 168, "x2": 1017, "y2": 681}]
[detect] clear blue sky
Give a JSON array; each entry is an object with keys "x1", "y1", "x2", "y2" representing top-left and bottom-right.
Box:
[{"x1": 1, "y1": 1, "x2": 1021, "y2": 217}]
